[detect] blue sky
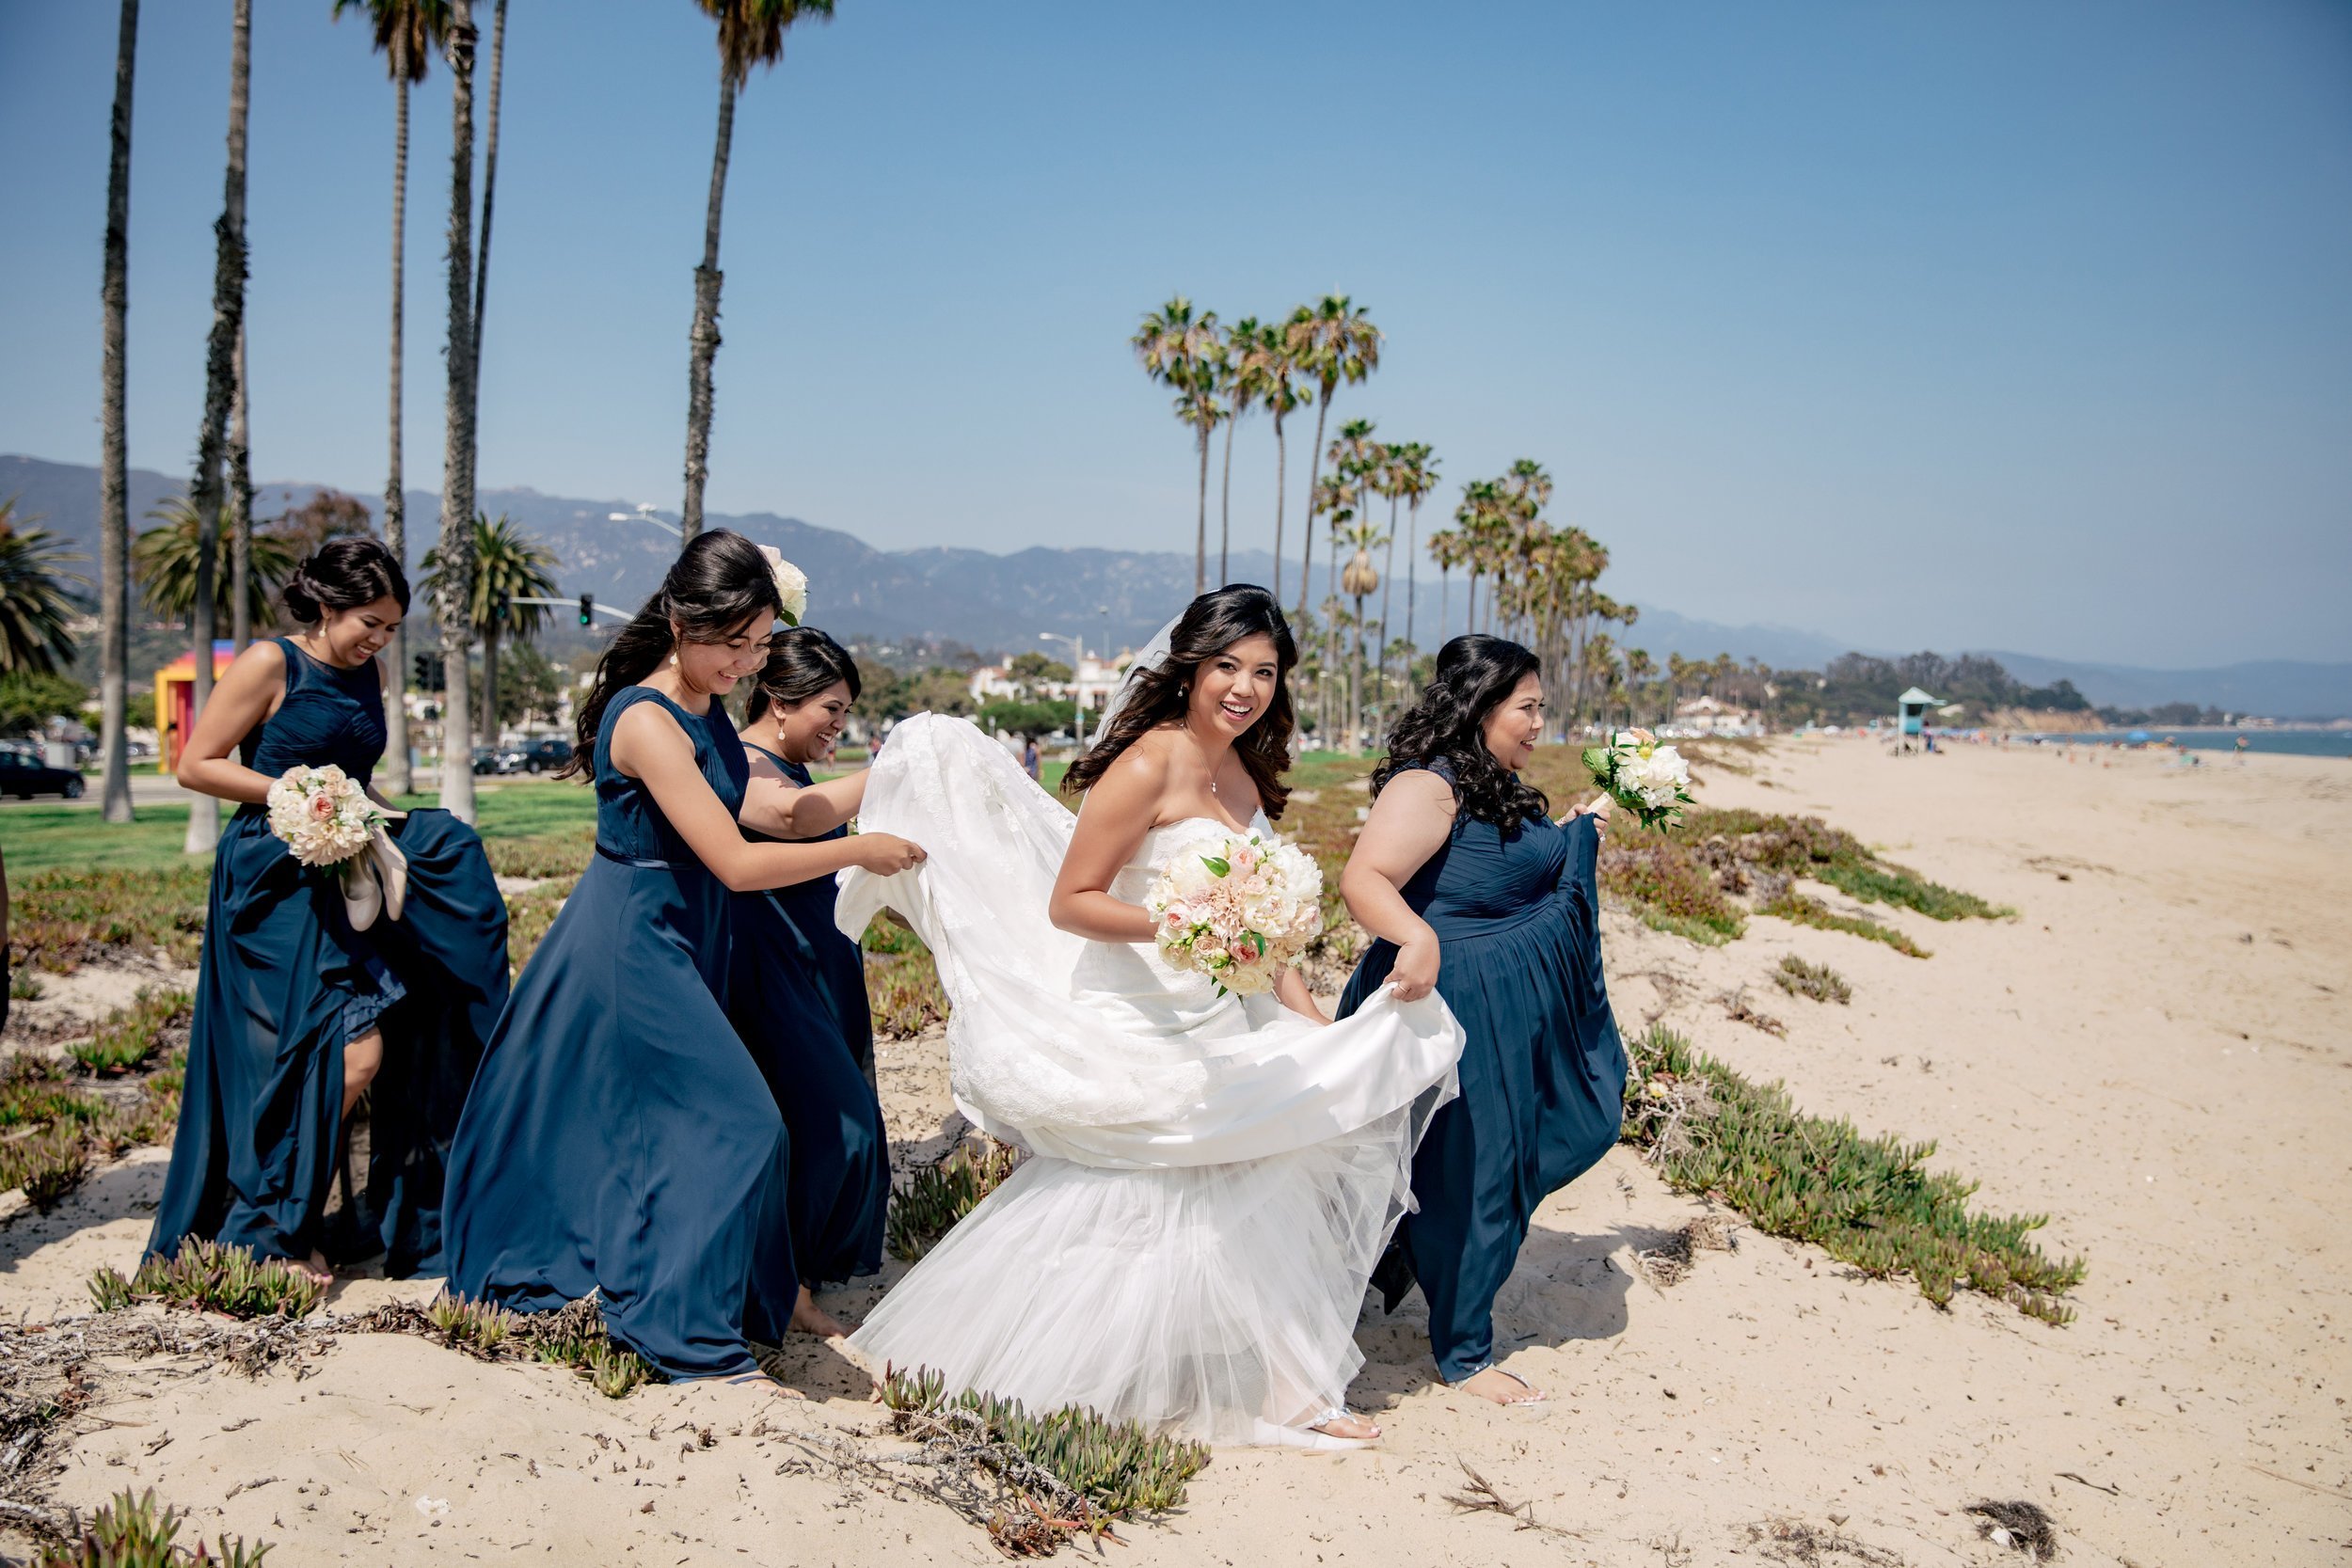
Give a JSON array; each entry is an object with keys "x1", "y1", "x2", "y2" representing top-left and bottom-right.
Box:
[{"x1": 3, "y1": 0, "x2": 2347, "y2": 668}]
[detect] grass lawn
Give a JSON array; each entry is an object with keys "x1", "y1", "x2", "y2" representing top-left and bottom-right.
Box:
[{"x1": 0, "y1": 780, "x2": 598, "y2": 876}]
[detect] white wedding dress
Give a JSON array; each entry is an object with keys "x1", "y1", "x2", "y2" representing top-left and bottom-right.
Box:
[{"x1": 836, "y1": 714, "x2": 1464, "y2": 1447}]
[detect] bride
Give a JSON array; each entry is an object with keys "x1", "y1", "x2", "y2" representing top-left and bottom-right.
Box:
[{"x1": 837, "y1": 585, "x2": 1464, "y2": 1447}]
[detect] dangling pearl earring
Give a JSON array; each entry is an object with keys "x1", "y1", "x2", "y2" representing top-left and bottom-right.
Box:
[{"x1": 669, "y1": 650, "x2": 680, "y2": 669}]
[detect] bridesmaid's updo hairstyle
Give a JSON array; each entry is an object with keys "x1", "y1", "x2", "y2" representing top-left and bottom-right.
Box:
[
  {"x1": 283, "y1": 536, "x2": 409, "y2": 624},
  {"x1": 559, "y1": 529, "x2": 784, "y2": 781},
  {"x1": 1375, "y1": 634, "x2": 1550, "y2": 828},
  {"x1": 1063, "y1": 583, "x2": 1299, "y2": 820},
  {"x1": 745, "y1": 626, "x2": 861, "y2": 724}
]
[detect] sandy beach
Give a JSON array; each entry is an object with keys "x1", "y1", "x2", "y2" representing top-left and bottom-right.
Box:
[{"x1": 4, "y1": 736, "x2": 2346, "y2": 1565}]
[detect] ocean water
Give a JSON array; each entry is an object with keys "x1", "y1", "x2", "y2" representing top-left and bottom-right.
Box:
[{"x1": 2017, "y1": 728, "x2": 2352, "y2": 757}]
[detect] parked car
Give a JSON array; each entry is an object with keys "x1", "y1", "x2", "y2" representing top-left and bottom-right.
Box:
[
  {"x1": 0, "y1": 750, "x2": 86, "y2": 799},
  {"x1": 470, "y1": 745, "x2": 512, "y2": 777},
  {"x1": 519, "y1": 737, "x2": 573, "y2": 773}
]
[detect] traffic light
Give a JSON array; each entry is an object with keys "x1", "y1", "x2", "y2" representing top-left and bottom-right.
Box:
[
  {"x1": 578, "y1": 593, "x2": 594, "y2": 627},
  {"x1": 412, "y1": 651, "x2": 445, "y2": 691}
]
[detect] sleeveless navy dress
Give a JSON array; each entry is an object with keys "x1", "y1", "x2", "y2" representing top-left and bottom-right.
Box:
[
  {"x1": 1336, "y1": 762, "x2": 1626, "y2": 1382},
  {"x1": 443, "y1": 688, "x2": 798, "y2": 1379},
  {"x1": 726, "y1": 745, "x2": 888, "y2": 1286},
  {"x1": 149, "y1": 639, "x2": 509, "y2": 1275}
]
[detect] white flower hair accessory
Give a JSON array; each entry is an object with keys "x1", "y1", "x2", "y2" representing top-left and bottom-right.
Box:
[{"x1": 758, "y1": 545, "x2": 808, "y2": 626}]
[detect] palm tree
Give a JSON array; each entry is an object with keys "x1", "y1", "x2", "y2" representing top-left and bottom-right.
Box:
[
  {"x1": 1132, "y1": 296, "x2": 1223, "y2": 592},
  {"x1": 1391, "y1": 441, "x2": 1438, "y2": 665},
  {"x1": 421, "y1": 512, "x2": 557, "y2": 745},
  {"x1": 1339, "y1": 516, "x2": 1384, "y2": 752},
  {"x1": 1624, "y1": 646, "x2": 1656, "y2": 726},
  {"x1": 682, "y1": 0, "x2": 837, "y2": 542},
  {"x1": 1216, "y1": 315, "x2": 1265, "y2": 586},
  {"x1": 183, "y1": 0, "x2": 252, "y2": 857},
  {"x1": 135, "y1": 499, "x2": 296, "y2": 629},
  {"x1": 1308, "y1": 469, "x2": 1356, "y2": 736},
  {"x1": 229, "y1": 322, "x2": 253, "y2": 650},
  {"x1": 0, "y1": 501, "x2": 84, "y2": 676},
  {"x1": 1231, "y1": 320, "x2": 1306, "y2": 602},
  {"x1": 435, "y1": 0, "x2": 481, "y2": 821},
  {"x1": 1281, "y1": 295, "x2": 1379, "y2": 621},
  {"x1": 333, "y1": 0, "x2": 448, "y2": 798},
  {"x1": 98, "y1": 0, "x2": 139, "y2": 823},
  {"x1": 469, "y1": 0, "x2": 507, "y2": 446}
]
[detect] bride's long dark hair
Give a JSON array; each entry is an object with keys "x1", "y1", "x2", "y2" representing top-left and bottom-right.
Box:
[
  {"x1": 1062, "y1": 584, "x2": 1299, "y2": 819},
  {"x1": 557, "y1": 530, "x2": 783, "y2": 780}
]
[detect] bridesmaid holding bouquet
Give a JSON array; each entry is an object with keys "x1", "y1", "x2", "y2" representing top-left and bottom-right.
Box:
[
  {"x1": 151, "y1": 537, "x2": 509, "y2": 1282},
  {"x1": 1337, "y1": 635, "x2": 1625, "y2": 1407},
  {"x1": 728, "y1": 627, "x2": 890, "y2": 1299},
  {"x1": 443, "y1": 532, "x2": 924, "y2": 1380}
]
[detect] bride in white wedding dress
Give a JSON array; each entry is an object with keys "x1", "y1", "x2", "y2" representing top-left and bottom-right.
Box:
[{"x1": 836, "y1": 586, "x2": 1464, "y2": 1447}]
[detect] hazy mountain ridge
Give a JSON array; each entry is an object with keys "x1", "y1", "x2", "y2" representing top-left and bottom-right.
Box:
[{"x1": 8, "y1": 453, "x2": 2344, "y2": 717}]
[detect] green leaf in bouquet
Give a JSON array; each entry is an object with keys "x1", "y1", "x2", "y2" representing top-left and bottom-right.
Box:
[
  {"x1": 1201, "y1": 855, "x2": 1232, "y2": 878},
  {"x1": 1581, "y1": 746, "x2": 1610, "y2": 777}
]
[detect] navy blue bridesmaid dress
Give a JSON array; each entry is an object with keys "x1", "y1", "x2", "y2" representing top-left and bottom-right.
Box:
[
  {"x1": 1336, "y1": 761, "x2": 1626, "y2": 1383},
  {"x1": 443, "y1": 688, "x2": 798, "y2": 1379},
  {"x1": 726, "y1": 745, "x2": 889, "y2": 1284},
  {"x1": 149, "y1": 638, "x2": 509, "y2": 1275}
]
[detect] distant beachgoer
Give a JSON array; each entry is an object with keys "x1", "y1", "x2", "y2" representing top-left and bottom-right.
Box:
[{"x1": 1024, "y1": 736, "x2": 1041, "y2": 781}]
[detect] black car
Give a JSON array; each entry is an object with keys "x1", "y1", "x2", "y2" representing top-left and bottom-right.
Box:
[
  {"x1": 0, "y1": 750, "x2": 86, "y2": 799},
  {"x1": 519, "y1": 737, "x2": 573, "y2": 773},
  {"x1": 470, "y1": 745, "x2": 510, "y2": 777}
]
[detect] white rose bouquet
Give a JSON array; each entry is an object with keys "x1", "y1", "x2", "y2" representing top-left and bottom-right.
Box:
[
  {"x1": 1145, "y1": 831, "x2": 1325, "y2": 997},
  {"x1": 1581, "y1": 727, "x2": 1693, "y2": 830},
  {"x1": 265, "y1": 764, "x2": 385, "y2": 865}
]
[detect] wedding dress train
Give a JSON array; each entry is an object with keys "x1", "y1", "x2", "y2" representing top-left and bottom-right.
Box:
[{"x1": 836, "y1": 714, "x2": 1463, "y2": 1446}]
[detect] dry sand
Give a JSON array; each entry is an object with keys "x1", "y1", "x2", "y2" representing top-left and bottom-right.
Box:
[{"x1": 4, "y1": 736, "x2": 2346, "y2": 1565}]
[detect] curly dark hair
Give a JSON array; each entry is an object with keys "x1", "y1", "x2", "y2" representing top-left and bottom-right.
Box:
[
  {"x1": 1373, "y1": 634, "x2": 1550, "y2": 826},
  {"x1": 558, "y1": 530, "x2": 783, "y2": 780},
  {"x1": 1062, "y1": 584, "x2": 1298, "y2": 819},
  {"x1": 283, "y1": 536, "x2": 409, "y2": 622}
]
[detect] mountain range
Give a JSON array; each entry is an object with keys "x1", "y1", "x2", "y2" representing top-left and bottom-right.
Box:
[{"x1": 7, "y1": 452, "x2": 2346, "y2": 719}]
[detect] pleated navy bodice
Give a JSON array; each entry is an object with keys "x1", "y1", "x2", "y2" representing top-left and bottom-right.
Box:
[{"x1": 243, "y1": 638, "x2": 387, "y2": 787}]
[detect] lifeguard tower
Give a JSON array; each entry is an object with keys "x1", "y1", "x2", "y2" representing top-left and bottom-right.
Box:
[
  {"x1": 155, "y1": 641, "x2": 238, "y2": 773},
  {"x1": 1896, "y1": 686, "x2": 1938, "y2": 754}
]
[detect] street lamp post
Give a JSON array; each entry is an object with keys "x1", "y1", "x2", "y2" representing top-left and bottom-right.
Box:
[
  {"x1": 1039, "y1": 631, "x2": 1086, "y2": 753},
  {"x1": 609, "y1": 504, "x2": 683, "y2": 541}
]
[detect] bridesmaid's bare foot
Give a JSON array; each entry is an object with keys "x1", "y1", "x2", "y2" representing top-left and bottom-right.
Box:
[
  {"x1": 296, "y1": 1252, "x2": 335, "y2": 1288},
  {"x1": 1450, "y1": 1366, "x2": 1546, "y2": 1406},
  {"x1": 790, "y1": 1286, "x2": 849, "y2": 1338},
  {"x1": 1308, "y1": 1409, "x2": 1381, "y2": 1441}
]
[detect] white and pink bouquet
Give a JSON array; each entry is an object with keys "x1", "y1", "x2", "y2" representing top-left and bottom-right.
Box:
[
  {"x1": 1582, "y1": 727, "x2": 1693, "y2": 830},
  {"x1": 265, "y1": 764, "x2": 386, "y2": 867},
  {"x1": 1145, "y1": 831, "x2": 1325, "y2": 997}
]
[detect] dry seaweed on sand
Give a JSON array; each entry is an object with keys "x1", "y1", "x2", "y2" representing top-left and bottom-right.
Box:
[
  {"x1": 1964, "y1": 1499, "x2": 2059, "y2": 1560},
  {"x1": 1743, "y1": 1515, "x2": 1911, "y2": 1565},
  {"x1": 1439, "y1": 1459, "x2": 1584, "y2": 1538},
  {"x1": 1636, "y1": 1213, "x2": 1740, "y2": 1288}
]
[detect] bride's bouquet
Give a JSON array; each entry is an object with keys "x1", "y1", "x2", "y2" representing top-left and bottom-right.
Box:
[
  {"x1": 266, "y1": 765, "x2": 409, "y2": 929},
  {"x1": 1146, "y1": 831, "x2": 1325, "y2": 997},
  {"x1": 1582, "y1": 727, "x2": 1693, "y2": 830}
]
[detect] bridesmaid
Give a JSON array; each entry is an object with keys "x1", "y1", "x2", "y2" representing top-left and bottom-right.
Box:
[
  {"x1": 442, "y1": 532, "x2": 925, "y2": 1381},
  {"x1": 1336, "y1": 634, "x2": 1624, "y2": 1406},
  {"x1": 728, "y1": 628, "x2": 890, "y2": 1296},
  {"x1": 151, "y1": 537, "x2": 509, "y2": 1283}
]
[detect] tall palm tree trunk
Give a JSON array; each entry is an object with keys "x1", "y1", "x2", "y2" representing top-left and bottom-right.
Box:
[
  {"x1": 1350, "y1": 594, "x2": 1366, "y2": 754},
  {"x1": 98, "y1": 0, "x2": 138, "y2": 825},
  {"x1": 436, "y1": 0, "x2": 480, "y2": 822},
  {"x1": 1269, "y1": 407, "x2": 1287, "y2": 603},
  {"x1": 1404, "y1": 498, "x2": 1421, "y2": 663},
  {"x1": 1436, "y1": 564, "x2": 1447, "y2": 650},
  {"x1": 185, "y1": 0, "x2": 251, "y2": 858},
  {"x1": 680, "y1": 74, "x2": 737, "y2": 543},
  {"x1": 1296, "y1": 398, "x2": 1327, "y2": 622},
  {"x1": 1376, "y1": 493, "x2": 1397, "y2": 721},
  {"x1": 229, "y1": 320, "x2": 252, "y2": 650},
  {"x1": 481, "y1": 618, "x2": 499, "y2": 746},
  {"x1": 1216, "y1": 415, "x2": 1234, "y2": 587},
  {"x1": 379, "y1": 53, "x2": 413, "y2": 794},
  {"x1": 1193, "y1": 425, "x2": 1210, "y2": 595},
  {"x1": 469, "y1": 0, "x2": 506, "y2": 411}
]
